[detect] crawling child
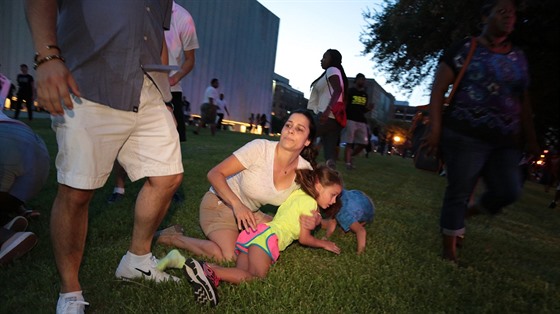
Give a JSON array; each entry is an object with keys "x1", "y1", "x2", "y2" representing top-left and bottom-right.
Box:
[{"x1": 323, "y1": 189, "x2": 375, "y2": 254}]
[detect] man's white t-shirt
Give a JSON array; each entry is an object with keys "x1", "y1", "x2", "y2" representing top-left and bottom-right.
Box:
[
  {"x1": 216, "y1": 98, "x2": 226, "y2": 113},
  {"x1": 166, "y1": 2, "x2": 199, "y2": 93},
  {"x1": 204, "y1": 86, "x2": 219, "y2": 104}
]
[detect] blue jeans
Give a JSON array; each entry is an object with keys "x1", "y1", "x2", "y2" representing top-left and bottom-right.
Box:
[{"x1": 440, "y1": 128, "x2": 522, "y2": 236}]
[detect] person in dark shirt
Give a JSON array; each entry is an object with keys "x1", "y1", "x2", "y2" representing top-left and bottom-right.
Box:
[
  {"x1": 14, "y1": 64, "x2": 35, "y2": 121},
  {"x1": 424, "y1": 0, "x2": 539, "y2": 263},
  {"x1": 342, "y1": 73, "x2": 372, "y2": 169}
]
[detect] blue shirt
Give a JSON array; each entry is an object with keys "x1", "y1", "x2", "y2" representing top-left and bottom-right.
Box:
[
  {"x1": 57, "y1": 0, "x2": 172, "y2": 111},
  {"x1": 336, "y1": 190, "x2": 375, "y2": 232}
]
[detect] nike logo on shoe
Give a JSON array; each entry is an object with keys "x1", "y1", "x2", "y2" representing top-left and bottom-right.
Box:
[{"x1": 135, "y1": 268, "x2": 152, "y2": 276}]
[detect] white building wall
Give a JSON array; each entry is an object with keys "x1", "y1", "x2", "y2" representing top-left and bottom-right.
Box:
[
  {"x1": 0, "y1": 0, "x2": 280, "y2": 123},
  {"x1": 178, "y1": 0, "x2": 279, "y2": 122},
  {"x1": 0, "y1": 1, "x2": 34, "y2": 86}
]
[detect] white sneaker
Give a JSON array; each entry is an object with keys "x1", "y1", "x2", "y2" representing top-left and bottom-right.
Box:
[
  {"x1": 56, "y1": 295, "x2": 89, "y2": 314},
  {"x1": 115, "y1": 253, "x2": 180, "y2": 282}
]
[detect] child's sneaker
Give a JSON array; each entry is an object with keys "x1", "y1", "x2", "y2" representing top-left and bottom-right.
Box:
[
  {"x1": 56, "y1": 294, "x2": 89, "y2": 314},
  {"x1": 115, "y1": 253, "x2": 179, "y2": 282},
  {"x1": 183, "y1": 258, "x2": 219, "y2": 306},
  {"x1": 156, "y1": 249, "x2": 186, "y2": 270}
]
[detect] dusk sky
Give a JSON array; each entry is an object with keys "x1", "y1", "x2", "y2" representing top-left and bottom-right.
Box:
[{"x1": 257, "y1": 0, "x2": 431, "y2": 106}]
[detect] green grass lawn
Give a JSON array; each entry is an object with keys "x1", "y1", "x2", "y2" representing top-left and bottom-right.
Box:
[{"x1": 1, "y1": 119, "x2": 559, "y2": 313}]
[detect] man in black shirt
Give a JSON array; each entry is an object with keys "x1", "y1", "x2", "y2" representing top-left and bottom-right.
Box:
[
  {"x1": 342, "y1": 73, "x2": 372, "y2": 169},
  {"x1": 14, "y1": 64, "x2": 35, "y2": 120}
]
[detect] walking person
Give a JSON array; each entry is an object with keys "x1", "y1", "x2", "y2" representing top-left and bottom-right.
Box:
[
  {"x1": 215, "y1": 93, "x2": 230, "y2": 130},
  {"x1": 14, "y1": 64, "x2": 35, "y2": 120},
  {"x1": 342, "y1": 73, "x2": 372, "y2": 170},
  {"x1": 424, "y1": 0, "x2": 539, "y2": 263},
  {"x1": 259, "y1": 112, "x2": 268, "y2": 135},
  {"x1": 25, "y1": 1, "x2": 183, "y2": 312},
  {"x1": 194, "y1": 78, "x2": 219, "y2": 136},
  {"x1": 166, "y1": 0, "x2": 199, "y2": 142},
  {"x1": 307, "y1": 49, "x2": 348, "y2": 169},
  {"x1": 105, "y1": 0, "x2": 198, "y2": 204}
]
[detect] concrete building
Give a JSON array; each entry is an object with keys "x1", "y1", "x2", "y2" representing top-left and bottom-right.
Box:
[
  {"x1": 0, "y1": 0, "x2": 280, "y2": 124},
  {"x1": 392, "y1": 102, "x2": 418, "y2": 123},
  {"x1": 177, "y1": 0, "x2": 279, "y2": 123},
  {"x1": 270, "y1": 73, "x2": 306, "y2": 132},
  {"x1": 1, "y1": 1, "x2": 402, "y2": 132},
  {"x1": 271, "y1": 74, "x2": 307, "y2": 117}
]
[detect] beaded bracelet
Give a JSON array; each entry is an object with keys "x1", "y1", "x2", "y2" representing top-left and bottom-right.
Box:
[
  {"x1": 33, "y1": 54, "x2": 65, "y2": 70},
  {"x1": 37, "y1": 45, "x2": 61, "y2": 54},
  {"x1": 34, "y1": 45, "x2": 61, "y2": 61},
  {"x1": 33, "y1": 45, "x2": 63, "y2": 69}
]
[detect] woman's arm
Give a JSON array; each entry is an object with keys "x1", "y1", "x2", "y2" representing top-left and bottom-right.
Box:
[
  {"x1": 425, "y1": 62, "x2": 454, "y2": 156},
  {"x1": 207, "y1": 155, "x2": 256, "y2": 231},
  {"x1": 321, "y1": 74, "x2": 342, "y2": 123}
]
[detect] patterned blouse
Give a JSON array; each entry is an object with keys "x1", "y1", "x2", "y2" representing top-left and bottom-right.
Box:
[{"x1": 441, "y1": 37, "x2": 530, "y2": 147}]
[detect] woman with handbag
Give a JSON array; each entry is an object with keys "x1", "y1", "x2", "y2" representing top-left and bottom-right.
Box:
[
  {"x1": 307, "y1": 49, "x2": 348, "y2": 169},
  {"x1": 424, "y1": 0, "x2": 539, "y2": 263}
]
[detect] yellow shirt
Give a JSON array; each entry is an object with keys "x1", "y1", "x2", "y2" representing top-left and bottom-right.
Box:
[{"x1": 266, "y1": 189, "x2": 317, "y2": 251}]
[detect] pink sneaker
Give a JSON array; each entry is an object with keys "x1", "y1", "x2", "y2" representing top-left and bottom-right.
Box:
[{"x1": 183, "y1": 258, "x2": 220, "y2": 306}]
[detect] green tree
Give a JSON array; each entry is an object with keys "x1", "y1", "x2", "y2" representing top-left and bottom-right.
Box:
[{"x1": 361, "y1": 0, "x2": 559, "y2": 147}]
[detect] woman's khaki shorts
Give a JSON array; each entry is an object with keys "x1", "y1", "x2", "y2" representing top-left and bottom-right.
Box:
[{"x1": 199, "y1": 191, "x2": 269, "y2": 236}]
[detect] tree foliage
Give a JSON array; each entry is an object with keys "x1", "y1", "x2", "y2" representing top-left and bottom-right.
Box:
[{"x1": 361, "y1": 0, "x2": 559, "y2": 146}]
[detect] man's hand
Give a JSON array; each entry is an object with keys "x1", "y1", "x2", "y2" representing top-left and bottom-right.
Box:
[{"x1": 35, "y1": 60, "x2": 80, "y2": 115}]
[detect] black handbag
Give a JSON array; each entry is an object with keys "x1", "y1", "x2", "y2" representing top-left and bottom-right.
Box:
[
  {"x1": 414, "y1": 37, "x2": 477, "y2": 173},
  {"x1": 413, "y1": 143, "x2": 440, "y2": 172}
]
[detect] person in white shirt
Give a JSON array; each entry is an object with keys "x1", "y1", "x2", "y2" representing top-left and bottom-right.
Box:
[
  {"x1": 166, "y1": 1, "x2": 199, "y2": 142},
  {"x1": 194, "y1": 78, "x2": 219, "y2": 136},
  {"x1": 156, "y1": 110, "x2": 322, "y2": 262},
  {"x1": 307, "y1": 49, "x2": 348, "y2": 169},
  {"x1": 215, "y1": 93, "x2": 230, "y2": 130},
  {"x1": 106, "y1": 1, "x2": 198, "y2": 204}
]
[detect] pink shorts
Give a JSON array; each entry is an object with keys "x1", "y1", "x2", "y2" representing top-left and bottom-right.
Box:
[{"x1": 235, "y1": 224, "x2": 280, "y2": 263}]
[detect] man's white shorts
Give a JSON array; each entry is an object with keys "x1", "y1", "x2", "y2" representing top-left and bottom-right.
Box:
[{"x1": 52, "y1": 77, "x2": 183, "y2": 189}]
